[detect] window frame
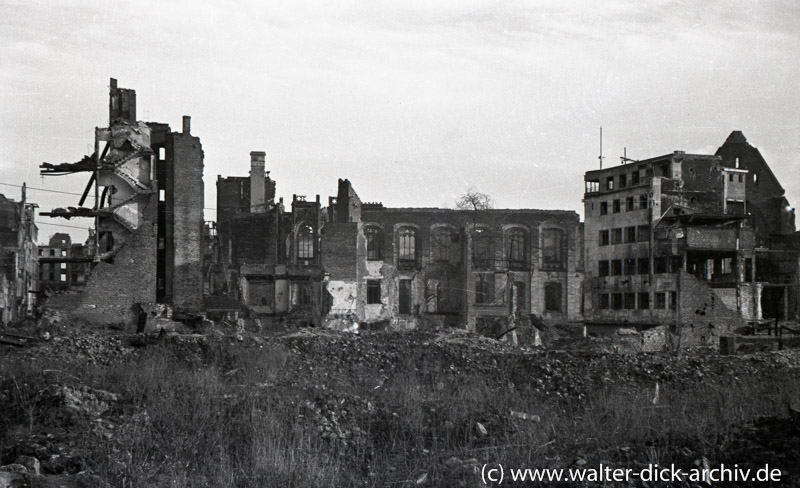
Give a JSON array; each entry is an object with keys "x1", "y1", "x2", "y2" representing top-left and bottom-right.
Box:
[
  {"x1": 296, "y1": 223, "x2": 315, "y2": 260},
  {"x1": 365, "y1": 226, "x2": 383, "y2": 261}
]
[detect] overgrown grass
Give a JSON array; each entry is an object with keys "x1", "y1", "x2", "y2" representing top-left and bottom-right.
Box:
[{"x1": 2, "y1": 339, "x2": 799, "y2": 486}]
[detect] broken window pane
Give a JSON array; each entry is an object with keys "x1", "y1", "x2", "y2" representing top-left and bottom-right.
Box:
[
  {"x1": 505, "y1": 228, "x2": 526, "y2": 268},
  {"x1": 542, "y1": 228, "x2": 565, "y2": 270},
  {"x1": 472, "y1": 228, "x2": 493, "y2": 269},
  {"x1": 297, "y1": 224, "x2": 314, "y2": 259},
  {"x1": 365, "y1": 226, "x2": 382, "y2": 260},
  {"x1": 398, "y1": 227, "x2": 416, "y2": 262},
  {"x1": 431, "y1": 227, "x2": 455, "y2": 262}
]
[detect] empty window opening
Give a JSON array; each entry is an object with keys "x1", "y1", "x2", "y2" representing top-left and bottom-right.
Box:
[
  {"x1": 600, "y1": 201, "x2": 608, "y2": 215},
  {"x1": 599, "y1": 230, "x2": 609, "y2": 246},
  {"x1": 367, "y1": 280, "x2": 381, "y2": 304},
  {"x1": 432, "y1": 228, "x2": 455, "y2": 262},
  {"x1": 365, "y1": 227, "x2": 382, "y2": 260},
  {"x1": 637, "y1": 225, "x2": 649, "y2": 242},
  {"x1": 613, "y1": 199, "x2": 621, "y2": 213},
  {"x1": 625, "y1": 226, "x2": 636, "y2": 243},
  {"x1": 544, "y1": 282, "x2": 562, "y2": 312},
  {"x1": 638, "y1": 292, "x2": 649, "y2": 309},
  {"x1": 475, "y1": 274, "x2": 494, "y2": 304},
  {"x1": 472, "y1": 228, "x2": 494, "y2": 269},
  {"x1": 599, "y1": 293, "x2": 610, "y2": 310},
  {"x1": 505, "y1": 228, "x2": 526, "y2": 267},
  {"x1": 624, "y1": 293, "x2": 636, "y2": 309},
  {"x1": 598, "y1": 260, "x2": 610, "y2": 277},
  {"x1": 654, "y1": 292, "x2": 666, "y2": 309},
  {"x1": 399, "y1": 279, "x2": 412, "y2": 314},
  {"x1": 542, "y1": 228, "x2": 565, "y2": 270}
]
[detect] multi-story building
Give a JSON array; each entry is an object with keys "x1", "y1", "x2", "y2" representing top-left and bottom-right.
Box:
[
  {"x1": 583, "y1": 132, "x2": 798, "y2": 347},
  {"x1": 210, "y1": 159, "x2": 584, "y2": 337},
  {"x1": 38, "y1": 233, "x2": 91, "y2": 292},
  {"x1": 39, "y1": 79, "x2": 205, "y2": 326},
  {"x1": 0, "y1": 186, "x2": 38, "y2": 326}
]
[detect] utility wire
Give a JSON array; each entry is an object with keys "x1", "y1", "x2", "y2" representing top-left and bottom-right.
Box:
[{"x1": 0, "y1": 182, "x2": 218, "y2": 210}]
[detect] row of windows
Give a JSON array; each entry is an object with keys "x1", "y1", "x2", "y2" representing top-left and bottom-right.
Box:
[
  {"x1": 599, "y1": 195, "x2": 648, "y2": 215},
  {"x1": 366, "y1": 278, "x2": 563, "y2": 313},
  {"x1": 599, "y1": 225, "x2": 649, "y2": 245},
  {"x1": 598, "y1": 256, "x2": 682, "y2": 276},
  {"x1": 366, "y1": 226, "x2": 566, "y2": 269},
  {"x1": 586, "y1": 164, "x2": 671, "y2": 194},
  {"x1": 598, "y1": 291, "x2": 677, "y2": 310}
]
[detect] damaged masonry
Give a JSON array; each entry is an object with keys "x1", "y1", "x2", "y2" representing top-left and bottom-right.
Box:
[
  {"x1": 39, "y1": 79, "x2": 204, "y2": 327},
  {"x1": 35, "y1": 79, "x2": 800, "y2": 350}
]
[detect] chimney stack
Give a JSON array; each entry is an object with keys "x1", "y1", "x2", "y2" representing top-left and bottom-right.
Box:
[
  {"x1": 250, "y1": 151, "x2": 266, "y2": 213},
  {"x1": 182, "y1": 116, "x2": 191, "y2": 134}
]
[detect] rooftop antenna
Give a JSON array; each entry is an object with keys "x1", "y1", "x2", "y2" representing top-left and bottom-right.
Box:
[
  {"x1": 599, "y1": 126, "x2": 604, "y2": 169},
  {"x1": 620, "y1": 147, "x2": 637, "y2": 164}
]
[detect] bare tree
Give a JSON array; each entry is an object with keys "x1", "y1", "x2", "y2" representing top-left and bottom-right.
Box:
[{"x1": 455, "y1": 188, "x2": 493, "y2": 212}]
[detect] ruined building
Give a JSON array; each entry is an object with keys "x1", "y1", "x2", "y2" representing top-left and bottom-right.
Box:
[
  {"x1": 324, "y1": 180, "x2": 584, "y2": 337},
  {"x1": 39, "y1": 79, "x2": 205, "y2": 325},
  {"x1": 583, "y1": 131, "x2": 798, "y2": 347},
  {"x1": 0, "y1": 186, "x2": 38, "y2": 326},
  {"x1": 37, "y1": 233, "x2": 91, "y2": 292},
  {"x1": 211, "y1": 152, "x2": 325, "y2": 325},
  {"x1": 210, "y1": 158, "x2": 584, "y2": 336}
]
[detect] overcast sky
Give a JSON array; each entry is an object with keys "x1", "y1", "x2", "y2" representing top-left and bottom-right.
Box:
[{"x1": 2, "y1": 0, "x2": 799, "y2": 244}]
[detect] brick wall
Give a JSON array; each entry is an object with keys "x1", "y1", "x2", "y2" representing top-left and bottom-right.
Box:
[
  {"x1": 170, "y1": 133, "x2": 204, "y2": 311},
  {"x1": 73, "y1": 197, "x2": 158, "y2": 326}
]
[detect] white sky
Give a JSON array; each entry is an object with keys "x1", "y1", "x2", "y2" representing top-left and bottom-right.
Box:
[{"x1": 1, "y1": 0, "x2": 799, "y2": 244}]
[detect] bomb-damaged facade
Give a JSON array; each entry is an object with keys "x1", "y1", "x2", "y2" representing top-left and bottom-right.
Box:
[
  {"x1": 209, "y1": 155, "x2": 584, "y2": 339},
  {"x1": 583, "y1": 131, "x2": 799, "y2": 347},
  {"x1": 39, "y1": 79, "x2": 204, "y2": 326}
]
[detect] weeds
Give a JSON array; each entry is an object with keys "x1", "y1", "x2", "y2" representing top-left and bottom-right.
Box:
[{"x1": 2, "y1": 337, "x2": 799, "y2": 486}]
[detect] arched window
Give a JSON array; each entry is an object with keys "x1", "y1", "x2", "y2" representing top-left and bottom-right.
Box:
[
  {"x1": 505, "y1": 228, "x2": 526, "y2": 268},
  {"x1": 365, "y1": 226, "x2": 382, "y2": 260},
  {"x1": 297, "y1": 224, "x2": 314, "y2": 259},
  {"x1": 472, "y1": 228, "x2": 493, "y2": 269},
  {"x1": 398, "y1": 227, "x2": 417, "y2": 263},
  {"x1": 542, "y1": 228, "x2": 565, "y2": 270},
  {"x1": 431, "y1": 227, "x2": 456, "y2": 262}
]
